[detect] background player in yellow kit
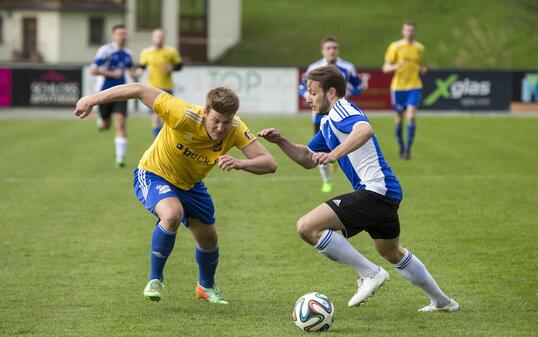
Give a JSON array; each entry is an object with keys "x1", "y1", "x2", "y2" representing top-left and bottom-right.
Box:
[
  {"x1": 137, "y1": 28, "x2": 182, "y2": 138},
  {"x1": 74, "y1": 83, "x2": 277, "y2": 304},
  {"x1": 383, "y1": 21, "x2": 427, "y2": 159}
]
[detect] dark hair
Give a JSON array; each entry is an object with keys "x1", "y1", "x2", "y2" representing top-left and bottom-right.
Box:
[
  {"x1": 321, "y1": 35, "x2": 339, "y2": 47},
  {"x1": 206, "y1": 87, "x2": 240, "y2": 116},
  {"x1": 306, "y1": 65, "x2": 346, "y2": 98},
  {"x1": 403, "y1": 20, "x2": 416, "y2": 28},
  {"x1": 112, "y1": 24, "x2": 126, "y2": 32}
]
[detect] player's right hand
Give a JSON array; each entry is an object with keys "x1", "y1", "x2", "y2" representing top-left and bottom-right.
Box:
[
  {"x1": 258, "y1": 128, "x2": 284, "y2": 144},
  {"x1": 74, "y1": 96, "x2": 94, "y2": 119}
]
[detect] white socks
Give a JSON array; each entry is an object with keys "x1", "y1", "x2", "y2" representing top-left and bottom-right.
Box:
[
  {"x1": 394, "y1": 249, "x2": 450, "y2": 307},
  {"x1": 319, "y1": 164, "x2": 330, "y2": 183},
  {"x1": 315, "y1": 230, "x2": 379, "y2": 278},
  {"x1": 114, "y1": 136, "x2": 128, "y2": 162}
]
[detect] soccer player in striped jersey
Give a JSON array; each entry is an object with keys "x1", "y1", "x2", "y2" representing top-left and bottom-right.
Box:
[
  {"x1": 383, "y1": 21, "x2": 427, "y2": 159},
  {"x1": 75, "y1": 84, "x2": 277, "y2": 304},
  {"x1": 136, "y1": 28, "x2": 183, "y2": 138},
  {"x1": 299, "y1": 36, "x2": 365, "y2": 193},
  {"x1": 260, "y1": 65, "x2": 458, "y2": 312},
  {"x1": 91, "y1": 24, "x2": 137, "y2": 167}
]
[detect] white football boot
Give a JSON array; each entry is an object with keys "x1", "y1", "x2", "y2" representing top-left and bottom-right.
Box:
[
  {"x1": 348, "y1": 267, "x2": 390, "y2": 307},
  {"x1": 418, "y1": 298, "x2": 460, "y2": 312}
]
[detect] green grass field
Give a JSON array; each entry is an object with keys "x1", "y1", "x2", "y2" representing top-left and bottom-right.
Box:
[
  {"x1": 1, "y1": 114, "x2": 537, "y2": 337},
  {"x1": 218, "y1": 0, "x2": 538, "y2": 69}
]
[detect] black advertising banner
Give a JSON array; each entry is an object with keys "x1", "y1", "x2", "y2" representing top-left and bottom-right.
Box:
[
  {"x1": 421, "y1": 71, "x2": 512, "y2": 111},
  {"x1": 11, "y1": 68, "x2": 81, "y2": 107}
]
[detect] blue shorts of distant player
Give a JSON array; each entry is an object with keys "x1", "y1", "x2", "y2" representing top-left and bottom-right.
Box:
[
  {"x1": 133, "y1": 168, "x2": 215, "y2": 225},
  {"x1": 391, "y1": 89, "x2": 422, "y2": 113}
]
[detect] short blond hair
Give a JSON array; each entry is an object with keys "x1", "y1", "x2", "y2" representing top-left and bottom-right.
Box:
[{"x1": 206, "y1": 87, "x2": 240, "y2": 116}]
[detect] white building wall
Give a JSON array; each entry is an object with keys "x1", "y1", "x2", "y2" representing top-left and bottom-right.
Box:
[
  {"x1": 58, "y1": 12, "x2": 123, "y2": 64},
  {"x1": 125, "y1": 0, "x2": 178, "y2": 63},
  {"x1": 0, "y1": 10, "x2": 60, "y2": 62},
  {"x1": 207, "y1": 0, "x2": 241, "y2": 62}
]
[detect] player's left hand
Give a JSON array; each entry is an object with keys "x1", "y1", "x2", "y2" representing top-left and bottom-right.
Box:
[
  {"x1": 74, "y1": 96, "x2": 94, "y2": 119},
  {"x1": 217, "y1": 155, "x2": 243, "y2": 171},
  {"x1": 312, "y1": 152, "x2": 337, "y2": 165}
]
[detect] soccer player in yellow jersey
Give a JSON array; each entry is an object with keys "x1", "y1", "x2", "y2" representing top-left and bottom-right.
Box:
[
  {"x1": 383, "y1": 21, "x2": 427, "y2": 159},
  {"x1": 74, "y1": 83, "x2": 277, "y2": 304},
  {"x1": 137, "y1": 28, "x2": 183, "y2": 138}
]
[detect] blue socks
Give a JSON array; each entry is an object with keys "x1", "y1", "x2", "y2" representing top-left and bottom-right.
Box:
[
  {"x1": 406, "y1": 123, "x2": 416, "y2": 151},
  {"x1": 195, "y1": 245, "x2": 219, "y2": 288},
  {"x1": 395, "y1": 123, "x2": 404, "y2": 150},
  {"x1": 149, "y1": 223, "x2": 177, "y2": 281},
  {"x1": 152, "y1": 125, "x2": 162, "y2": 138}
]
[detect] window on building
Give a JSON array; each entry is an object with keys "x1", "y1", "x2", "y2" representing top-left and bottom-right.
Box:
[
  {"x1": 136, "y1": 0, "x2": 161, "y2": 30},
  {"x1": 180, "y1": 0, "x2": 207, "y2": 35},
  {"x1": 89, "y1": 17, "x2": 104, "y2": 45}
]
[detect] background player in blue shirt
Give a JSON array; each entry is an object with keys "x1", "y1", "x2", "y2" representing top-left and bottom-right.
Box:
[
  {"x1": 260, "y1": 65, "x2": 459, "y2": 312},
  {"x1": 91, "y1": 24, "x2": 137, "y2": 167},
  {"x1": 299, "y1": 36, "x2": 365, "y2": 193}
]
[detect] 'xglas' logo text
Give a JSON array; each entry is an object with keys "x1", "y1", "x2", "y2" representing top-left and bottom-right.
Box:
[{"x1": 424, "y1": 74, "x2": 491, "y2": 106}]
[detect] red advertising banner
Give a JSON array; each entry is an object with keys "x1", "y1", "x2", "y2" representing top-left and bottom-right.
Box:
[
  {"x1": 0, "y1": 68, "x2": 12, "y2": 107},
  {"x1": 298, "y1": 68, "x2": 393, "y2": 111}
]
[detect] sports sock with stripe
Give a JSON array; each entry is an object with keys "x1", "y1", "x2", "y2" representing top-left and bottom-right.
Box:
[
  {"x1": 149, "y1": 222, "x2": 177, "y2": 281},
  {"x1": 315, "y1": 229, "x2": 379, "y2": 278},
  {"x1": 394, "y1": 249, "x2": 450, "y2": 307}
]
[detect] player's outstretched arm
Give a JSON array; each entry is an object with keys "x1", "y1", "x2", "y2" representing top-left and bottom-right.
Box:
[
  {"x1": 382, "y1": 60, "x2": 404, "y2": 73},
  {"x1": 74, "y1": 83, "x2": 162, "y2": 119},
  {"x1": 258, "y1": 128, "x2": 317, "y2": 169},
  {"x1": 217, "y1": 141, "x2": 277, "y2": 174},
  {"x1": 312, "y1": 123, "x2": 374, "y2": 165}
]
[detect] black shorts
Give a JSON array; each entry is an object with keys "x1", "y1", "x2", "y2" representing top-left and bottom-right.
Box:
[
  {"x1": 325, "y1": 189, "x2": 401, "y2": 240},
  {"x1": 99, "y1": 101, "x2": 127, "y2": 120}
]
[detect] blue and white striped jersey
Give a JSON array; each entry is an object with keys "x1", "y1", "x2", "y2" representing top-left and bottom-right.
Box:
[
  {"x1": 307, "y1": 98, "x2": 402, "y2": 200},
  {"x1": 92, "y1": 43, "x2": 134, "y2": 91},
  {"x1": 299, "y1": 57, "x2": 363, "y2": 98}
]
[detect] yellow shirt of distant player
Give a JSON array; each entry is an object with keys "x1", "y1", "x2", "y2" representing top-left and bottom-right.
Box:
[
  {"x1": 385, "y1": 39, "x2": 425, "y2": 90},
  {"x1": 139, "y1": 47, "x2": 182, "y2": 90},
  {"x1": 138, "y1": 93, "x2": 256, "y2": 190}
]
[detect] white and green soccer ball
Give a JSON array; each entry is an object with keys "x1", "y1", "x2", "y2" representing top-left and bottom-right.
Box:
[{"x1": 293, "y1": 292, "x2": 334, "y2": 332}]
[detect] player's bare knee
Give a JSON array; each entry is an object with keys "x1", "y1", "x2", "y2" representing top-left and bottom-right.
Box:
[
  {"x1": 296, "y1": 217, "x2": 317, "y2": 245},
  {"x1": 159, "y1": 210, "x2": 182, "y2": 231}
]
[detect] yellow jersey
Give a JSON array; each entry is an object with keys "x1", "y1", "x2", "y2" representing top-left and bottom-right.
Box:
[
  {"x1": 384, "y1": 39, "x2": 425, "y2": 90},
  {"x1": 138, "y1": 93, "x2": 256, "y2": 190},
  {"x1": 139, "y1": 47, "x2": 182, "y2": 90}
]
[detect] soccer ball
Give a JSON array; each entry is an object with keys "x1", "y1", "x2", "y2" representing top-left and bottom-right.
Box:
[{"x1": 293, "y1": 292, "x2": 334, "y2": 332}]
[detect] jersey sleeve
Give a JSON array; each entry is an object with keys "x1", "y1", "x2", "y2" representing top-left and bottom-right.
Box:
[
  {"x1": 332, "y1": 115, "x2": 370, "y2": 134},
  {"x1": 307, "y1": 130, "x2": 330, "y2": 153},
  {"x1": 384, "y1": 43, "x2": 396, "y2": 63},
  {"x1": 233, "y1": 119, "x2": 257, "y2": 149},
  {"x1": 152, "y1": 92, "x2": 189, "y2": 128},
  {"x1": 139, "y1": 49, "x2": 148, "y2": 66},
  {"x1": 348, "y1": 67, "x2": 363, "y2": 96},
  {"x1": 172, "y1": 49, "x2": 182, "y2": 65},
  {"x1": 92, "y1": 45, "x2": 108, "y2": 67}
]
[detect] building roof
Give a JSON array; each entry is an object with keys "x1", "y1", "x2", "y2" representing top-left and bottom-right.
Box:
[{"x1": 0, "y1": 0, "x2": 126, "y2": 12}]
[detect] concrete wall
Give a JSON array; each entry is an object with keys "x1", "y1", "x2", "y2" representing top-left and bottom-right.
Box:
[
  {"x1": 58, "y1": 12, "x2": 123, "y2": 64},
  {"x1": 207, "y1": 0, "x2": 241, "y2": 62},
  {"x1": 0, "y1": 10, "x2": 60, "y2": 62},
  {"x1": 0, "y1": 10, "x2": 123, "y2": 63}
]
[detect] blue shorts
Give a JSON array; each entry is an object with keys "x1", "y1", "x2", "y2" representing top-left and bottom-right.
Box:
[
  {"x1": 391, "y1": 89, "x2": 422, "y2": 113},
  {"x1": 148, "y1": 89, "x2": 173, "y2": 114},
  {"x1": 133, "y1": 168, "x2": 216, "y2": 225}
]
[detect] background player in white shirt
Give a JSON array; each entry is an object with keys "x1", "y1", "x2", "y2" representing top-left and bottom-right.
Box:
[
  {"x1": 260, "y1": 65, "x2": 458, "y2": 312},
  {"x1": 299, "y1": 36, "x2": 365, "y2": 193}
]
